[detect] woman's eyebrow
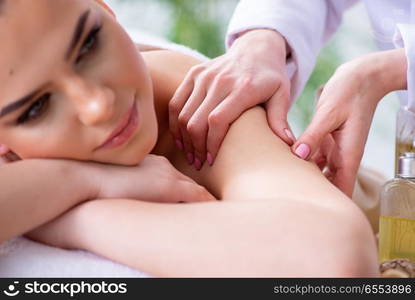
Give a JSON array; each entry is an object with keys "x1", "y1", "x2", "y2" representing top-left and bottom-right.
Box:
[
  {"x1": 65, "y1": 9, "x2": 91, "y2": 60},
  {"x1": 0, "y1": 9, "x2": 92, "y2": 119},
  {"x1": 0, "y1": 88, "x2": 43, "y2": 119}
]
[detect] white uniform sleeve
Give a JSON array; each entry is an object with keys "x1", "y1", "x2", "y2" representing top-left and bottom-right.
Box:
[
  {"x1": 226, "y1": 0, "x2": 359, "y2": 104},
  {"x1": 394, "y1": 24, "x2": 415, "y2": 110}
]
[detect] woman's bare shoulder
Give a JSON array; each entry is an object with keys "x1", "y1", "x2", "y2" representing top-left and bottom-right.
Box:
[
  {"x1": 140, "y1": 48, "x2": 202, "y2": 110},
  {"x1": 141, "y1": 48, "x2": 202, "y2": 83}
]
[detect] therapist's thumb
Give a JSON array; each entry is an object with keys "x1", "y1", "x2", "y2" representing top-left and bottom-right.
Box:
[
  {"x1": 292, "y1": 109, "x2": 341, "y2": 160},
  {"x1": 265, "y1": 81, "x2": 295, "y2": 145}
]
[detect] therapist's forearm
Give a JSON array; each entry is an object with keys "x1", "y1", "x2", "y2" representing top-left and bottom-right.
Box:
[
  {"x1": 232, "y1": 29, "x2": 290, "y2": 61},
  {"x1": 0, "y1": 159, "x2": 94, "y2": 243},
  {"x1": 353, "y1": 48, "x2": 407, "y2": 96},
  {"x1": 377, "y1": 48, "x2": 407, "y2": 92}
]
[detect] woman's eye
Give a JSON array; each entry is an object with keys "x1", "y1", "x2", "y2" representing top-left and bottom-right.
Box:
[
  {"x1": 17, "y1": 94, "x2": 50, "y2": 125},
  {"x1": 76, "y1": 25, "x2": 102, "y2": 63}
]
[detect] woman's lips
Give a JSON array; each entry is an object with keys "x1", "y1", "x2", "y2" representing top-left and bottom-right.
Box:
[{"x1": 95, "y1": 101, "x2": 139, "y2": 150}]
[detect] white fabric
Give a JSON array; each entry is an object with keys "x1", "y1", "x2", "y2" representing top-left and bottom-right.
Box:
[
  {"x1": 0, "y1": 30, "x2": 207, "y2": 278},
  {"x1": 227, "y1": 0, "x2": 413, "y2": 106},
  {"x1": 395, "y1": 24, "x2": 415, "y2": 111},
  {"x1": 0, "y1": 237, "x2": 146, "y2": 278}
]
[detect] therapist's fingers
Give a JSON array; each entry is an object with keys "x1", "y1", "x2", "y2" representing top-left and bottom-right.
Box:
[
  {"x1": 292, "y1": 104, "x2": 344, "y2": 161},
  {"x1": 177, "y1": 79, "x2": 208, "y2": 164},
  {"x1": 186, "y1": 78, "x2": 231, "y2": 169},
  {"x1": 205, "y1": 90, "x2": 254, "y2": 165},
  {"x1": 169, "y1": 65, "x2": 203, "y2": 150},
  {"x1": 265, "y1": 79, "x2": 294, "y2": 145},
  {"x1": 329, "y1": 119, "x2": 369, "y2": 197},
  {"x1": 311, "y1": 134, "x2": 335, "y2": 171},
  {"x1": 330, "y1": 160, "x2": 359, "y2": 198}
]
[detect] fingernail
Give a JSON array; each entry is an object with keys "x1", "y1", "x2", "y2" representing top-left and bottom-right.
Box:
[
  {"x1": 194, "y1": 157, "x2": 202, "y2": 170},
  {"x1": 284, "y1": 129, "x2": 296, "y2": 143},
  {"x1": 207, "y1": 152, "x2": 213, "y2": 166},
  {"x1": 175, "y1": 139, "x2": 183, "y2": 151},
  {"x1": 186, "y1": 152, "x2": 194, "y2": 165},
  {"x1": 294, "y1": 143, "x2": 310, "y2": 159}
]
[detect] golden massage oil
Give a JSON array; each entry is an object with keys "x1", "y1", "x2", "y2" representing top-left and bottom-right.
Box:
[
  {"x1": 379, "y1": 152, "x2": 415, "y2": 262},
  {"x1": 379, "y1": 216, "x2": 415, "y2": 261}
]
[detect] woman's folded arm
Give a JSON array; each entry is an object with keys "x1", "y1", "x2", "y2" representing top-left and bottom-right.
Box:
[
  {"x1": 28, "y1": 195, "x2": 378, "y2": 277},
  {"x1": 0, "y1": 159, "x2": 95, "y2": 243}
]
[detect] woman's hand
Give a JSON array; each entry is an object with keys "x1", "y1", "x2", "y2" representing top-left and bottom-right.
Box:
[
  {"x1": 292, "y1": 49, "x2": 407, "y2": 197},
  {"x1": 26, "y1": 155, "x2": 217, "y2": 248},
  {"x1": 26, "y1": 155, "x2": 217, "y2": 247},
  {"x1": 0, "y1": 155, "x2": 213, "y2": 243},
  {"x1": 94, "y1": 154, "x2": 216, "y2": 203},
  {"x1": 169, "y1": 29, "x2": 294, "y2": 170},
  {"x1": 0, "y1": 150, "x2": 214, "y2": 204}
]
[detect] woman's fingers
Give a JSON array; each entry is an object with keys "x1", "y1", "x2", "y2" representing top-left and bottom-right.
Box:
[
  {"x1": 265, "y1": 80, "x2": 294, "y2": 145},
  {"x1": 178, "y1": 181, "x2": 217, "y2": 203}
]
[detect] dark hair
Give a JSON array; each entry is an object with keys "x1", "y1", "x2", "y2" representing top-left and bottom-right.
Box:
[{"x1": 0, "y1": 0, "x2": 4, "y2": 14}]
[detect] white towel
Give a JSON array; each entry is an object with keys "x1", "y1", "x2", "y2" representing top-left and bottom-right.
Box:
[{"x1": 0, "y1": 237, "x2": 147, "y2": 278}]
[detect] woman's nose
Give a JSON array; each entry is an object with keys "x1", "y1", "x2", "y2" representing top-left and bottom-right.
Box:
[{"x1": 62, "y1": 75, "x2": 115, "y2": 126}]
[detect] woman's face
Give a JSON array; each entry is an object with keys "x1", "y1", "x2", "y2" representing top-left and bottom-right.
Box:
[{"x1": 0, "y1": 0, "x2": 158, "y2": 165}]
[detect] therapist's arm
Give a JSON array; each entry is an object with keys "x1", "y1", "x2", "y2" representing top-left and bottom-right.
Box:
[
  {"x1": 293, "y1": 48, "x2": 407, "y2": 196},
  {"x1": 168, "y1": 0, "x2": 357, "y2": 169},
  {"x1": 227, "y1": 0, "x2": 358, "y2": 98}
]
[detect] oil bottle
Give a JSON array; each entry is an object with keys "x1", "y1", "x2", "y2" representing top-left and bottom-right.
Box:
[
  {"x1": 379, "y1": 152, "x2": 415, "y2": 262},
  {"x1": 395, "y1": 107, "x2": 415, "y2": 175}
]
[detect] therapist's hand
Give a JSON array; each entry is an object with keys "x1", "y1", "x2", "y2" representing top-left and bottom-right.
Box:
[
  {"x1": 292, "y1": 49, "x2": 407, "y2": 197},
  {"x1": 169, "y1": 29, "x2": 294, "y2": 170}
]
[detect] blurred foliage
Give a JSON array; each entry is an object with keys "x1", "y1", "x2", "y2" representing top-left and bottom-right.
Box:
[
  {"x1": 160, "y1": 0, "x2": 226, "y2": 58},
  {"x1": 290, "y1": 45, "x2": 341, "y2": 130}
]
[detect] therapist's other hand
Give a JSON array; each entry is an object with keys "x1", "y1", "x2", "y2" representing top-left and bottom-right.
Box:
[
  {"x1": 292, "y1": 49, "x2": 407, "y2": 197},
  {"x1": 95, "y1": 154, "x2": 216, "y2": 203},
  {"x1": 169, "y1": 29, "x2": 293, "y2": 170}
]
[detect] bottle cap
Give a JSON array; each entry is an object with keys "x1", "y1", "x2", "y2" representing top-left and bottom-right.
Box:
[{"x1": 398, "y1": 152, "x2": 415, "y2": 178}]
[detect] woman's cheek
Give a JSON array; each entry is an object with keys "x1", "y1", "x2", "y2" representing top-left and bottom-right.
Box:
[{"x1": 11, "y1": 135, "x2": 79, "y2": 160}]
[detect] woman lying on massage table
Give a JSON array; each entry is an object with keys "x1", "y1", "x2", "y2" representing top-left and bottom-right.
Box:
[{"x1": 0, "y1": 0, "x2": 378, "y2": 277}]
